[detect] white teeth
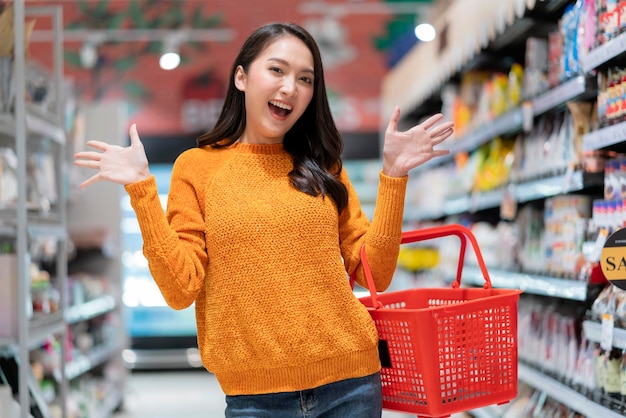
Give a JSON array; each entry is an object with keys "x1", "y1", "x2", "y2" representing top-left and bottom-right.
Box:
[{"x1": 269, "y1": 101, "x2": 292, "y2": 111}]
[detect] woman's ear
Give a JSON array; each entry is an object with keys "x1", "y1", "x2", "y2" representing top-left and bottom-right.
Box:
[{"x1": 234, "y1": 65, "x2": 246, "y2": 92}]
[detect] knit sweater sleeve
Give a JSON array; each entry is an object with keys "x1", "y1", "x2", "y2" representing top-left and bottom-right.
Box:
[
  {"x1": 124, "y1": 151, "x2": 208, "y2": 310},
  {"x1": 339, "y1": 169, "x2": 408, "y2": 291}
]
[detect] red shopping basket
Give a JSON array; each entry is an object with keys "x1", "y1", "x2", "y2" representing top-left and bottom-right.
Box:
[{"x1": 355, "y1": 224, "x2": 522, "y2": 418}]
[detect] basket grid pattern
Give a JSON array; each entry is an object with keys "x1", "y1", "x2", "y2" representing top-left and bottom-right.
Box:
[
  {"x1": 356, "y1": 225, "x2": 521, "y2": 417},
  {"x1": 372, "y1": 294, "x2": 518, "y2": 415}
]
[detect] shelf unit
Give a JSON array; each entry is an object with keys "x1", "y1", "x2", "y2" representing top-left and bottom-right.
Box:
[
  {"x1": 0, "y1": 4, "x2": 69, "y2": 418},
  {"x1": 582, "y1": 320, "x2": 626, "y2": 350},
  {"x1": 1, "y1": 5, "x2": 125, "y2": 418},
  {"x1": 380, "y1": 0, "x2": 626, "y2": 417},
  {"x1": 517, "y1": 364, "x2": 624, "y2": 418}
]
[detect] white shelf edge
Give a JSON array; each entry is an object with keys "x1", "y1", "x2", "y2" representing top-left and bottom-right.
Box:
[
  {"x1": 582, "y1": 121, "x2": 626, "y2": 151},
  {"x1": 453, "y1": 108, "x2": 524, "y2": 155},
  {"x1": 0, "y1": 108, "x2": 66, "y2": 145},
  {"x1": 28, "y1": 311, "x2": 65, "y2": 349},
  {"x1": 95, "y1": 388, "x2": 123, "y2": 418},
  {"x1": 518, "y1": 364, "x2": 624, "y2": 418},
  {"x1": 462, "y1": 266, "x2": 588, "y2": 301},
  {"x1": 531, "y1": 76, "x2": 588, "y2": 116},
  {"x1": 581, "y1": 30, "x2": 626, "y2": 73},
  {"x1": 27, "y1": 224, "x2": 67, "y2": 239},
  {"x1": 65, "y1": 342, "x2": 122, "y2": 381},
  {"x1": 469, "y1": 406, "x2": 501, "y2": 418},
  {"x1": 431, "y1": 171, "x2": 585, "y2": 220},
  {"x1": 66, "y1": 295, "x2": 116, "y2": 324},
  {"x1": 0, "y1": 337, "x2": 16, "y2": 350},
  {"x1": 582, "y1": 320, "x2": 626, "y2": 350}
]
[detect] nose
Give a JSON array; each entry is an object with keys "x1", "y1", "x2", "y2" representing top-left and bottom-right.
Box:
[{"x1": 280, "y1": 77, "x2": 298, "y2": 97}]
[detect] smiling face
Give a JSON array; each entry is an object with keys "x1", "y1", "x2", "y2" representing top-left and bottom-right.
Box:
[{"x1": 234, "y1": 35, "x2": 315, "y2": 144}]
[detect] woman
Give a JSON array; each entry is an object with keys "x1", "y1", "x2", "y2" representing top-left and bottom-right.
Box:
[{"x1": 75, "y1": 22, "x2": 453, "y2": 418}]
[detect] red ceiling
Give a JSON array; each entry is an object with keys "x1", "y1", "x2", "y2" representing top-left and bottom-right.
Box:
[{"x1": 26, "y1": 0, "x2": 395, "y2": 136}]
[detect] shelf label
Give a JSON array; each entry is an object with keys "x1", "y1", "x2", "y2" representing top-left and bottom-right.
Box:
[
  {"x1": 583, "y1": 122, "x2": 626, "y2": 151},
  {"x1": 582, "y1": 31, "x2": 626, "y2": 73},
  {"x1": 602, "y1": 314, "x2": 615, "y2": 350},
  {"x1": 500, "y1": 185, "x2": 517, "y2": 220},
  {"x1": 523, "y1": 101, "x2": 533, "y2": 132},
  {"x1": 532, "y1": 77, "x2": 585, "y2": 116}
]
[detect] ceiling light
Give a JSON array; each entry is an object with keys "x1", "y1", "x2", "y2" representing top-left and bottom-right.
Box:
[
  {"x1": 159, "y1": 52, "x2": 180, "y2": 71},
  {"x1": 160, "y1": 34, "x2": 182, "y2": 71},
  {"x1": 79, "y1": 42, "x2": 98, "y2": 69},
  {"x1": 414, "y1": 23, "x2": 436, "y2": 42}
]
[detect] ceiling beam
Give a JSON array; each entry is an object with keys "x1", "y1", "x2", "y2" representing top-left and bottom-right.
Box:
[
  {"x1": 298, "y1": 1, "x2": 432, "y2": 16},
  {"x1": 28, "y1": 28, "x2": 236, "y2": 43}
]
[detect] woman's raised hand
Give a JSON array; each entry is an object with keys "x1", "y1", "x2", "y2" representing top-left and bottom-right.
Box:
[
  {"x1": 74, "y1": 124, "x2": 151, "y2": 189},
  {"x1": 381, "y1": 106, "x2": 454, "y2": 178}
]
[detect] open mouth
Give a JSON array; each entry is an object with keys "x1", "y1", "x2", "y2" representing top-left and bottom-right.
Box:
[{"x1": 269, "y1": 100, "x2": 293, "y2": 117}]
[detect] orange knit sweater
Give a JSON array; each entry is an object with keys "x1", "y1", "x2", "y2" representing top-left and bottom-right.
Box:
[{"x1": 125, "y1": 142, "x2": 407, "y2": 395}]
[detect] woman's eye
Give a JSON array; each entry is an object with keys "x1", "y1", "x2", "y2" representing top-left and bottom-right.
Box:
[
  {"x1": 300, "y1": 76, "x2": 313, "y2": 84},
  {"x1": 269, "y1": 66, "x2": 283, "y2": 74}
]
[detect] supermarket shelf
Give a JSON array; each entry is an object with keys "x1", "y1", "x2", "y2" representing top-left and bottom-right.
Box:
[
  {"x1": 469, "y1": 406, "x2": 501, "y2": 418},
  {"x1": 582, "y1": 320, "x2": 626, "y2": 350},
  {"x1": 581, "y1": 30, "x2": 626, "y2": 73},
  {"x1": 531, "y1": 76, "x2": 596, "y2": 117},
  {"x1": 440, "y1": 170, "x2": 586, "y2": 217},
  {"x1": 0, "y1": 208, "x2": 65, "y2": 232},
  {"x1": 65, "y1": 343, "x2": 122, "y2": 381},
  {"x1": 96, "y1": 388, "x2": 123, "y2": 418},
  {"x1": 28, "y1": 311, "x2": 65, "y2": 349},
  {"x1": 67, "y1": 295, "x2": 116, "y2": 324},
  {"x1": 513, "y1": 170, "x2": 586, "y2": 202},
  {"x1": 582, "y1": 121, "x2": 626, "y2": 151},
  {"x1": 518, "y1": 364, "x2": 624, "y2": 418},
  {"x1": 462, "y1": 266, "x2": 588, "y2": 301},
  {"x1": 0, "y1": 105, "x2": 66, "y2": 145},
  {"x1": 413, "y1": 108, "x2": 524, "y2": 173},
  {"x1": 0, "y1": 337, "x2": 15, "y2": 350}
]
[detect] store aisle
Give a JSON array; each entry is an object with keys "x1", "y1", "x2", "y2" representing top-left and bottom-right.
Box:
[{"x1": 113, "y1": 370, "x2": 417, "y2": 418}]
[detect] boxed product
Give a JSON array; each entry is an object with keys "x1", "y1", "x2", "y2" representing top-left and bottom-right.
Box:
[{"x1": 0, "y1": 254, "x2": 17, "y2": 337}]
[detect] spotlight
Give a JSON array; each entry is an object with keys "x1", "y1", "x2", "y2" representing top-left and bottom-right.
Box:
[
  {"x1": 160, "y1": 34, "x2": 181, "y2": 70},
  {"x1": 80, "y1": 43, "x2": 98, "y2": 68},
  {"x1": 414, "y1": 23, "x2": 436, "y2": 42},
  {"x1": 159, "y1": 51, "x2": 180, "y2": 70}
]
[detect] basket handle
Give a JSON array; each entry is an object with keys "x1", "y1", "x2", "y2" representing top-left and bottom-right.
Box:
[{"x1": 354, "y1": 224, "x2": 492, "y2": 309}]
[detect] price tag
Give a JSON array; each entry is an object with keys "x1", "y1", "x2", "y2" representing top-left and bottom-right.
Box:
[
  {"x1": 601, "y1": 313, "x2": 615, "y2": 350},
  {"x1": 470, "y1": 190, "x2": 480, "y2": 213},
  {"x1": 561, "y1": 164, "x2": 575, "y2": 193},
  {"x1": 500, "y1": 185, "x2": 517, "y2": 220},
  {"x1": 522, "y1": 101, "x2": 533, "y2": 132},
  {"x1": 592, "y1": 228, "x2": 609, "y2": 262}
]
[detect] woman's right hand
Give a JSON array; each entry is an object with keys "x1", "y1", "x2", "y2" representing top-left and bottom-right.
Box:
[{"x1": 74, "y1": 124, "x2": 151, "y2": 189}]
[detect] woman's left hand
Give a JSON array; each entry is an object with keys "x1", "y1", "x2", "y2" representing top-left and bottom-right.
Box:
[{"x1": 381, "y1": 106, "x2": 454, "y2": 178}]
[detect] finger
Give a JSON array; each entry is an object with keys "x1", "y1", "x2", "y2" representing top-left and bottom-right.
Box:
[
  {"x1": 74, "y1": 160, "x2": 100, "y2": 170},
  {"x1": 385, "y1": 106, "x2": 401, "y2": 133},
  {"x1": 431, "y1": 128, "x2": 454, "y2": 145},
  {"x1": 420, "y1": 113, "x2": 444, "y2": 131},
  {"x1": 429, "y1": 121, "x2": 454, "y2": 136},
  {"x1": 80, "y1": 173, "x2": 102, "y2": 189},
  {"x1": 129, "y1": 124, "x2": 142, "y2": 147},
  {"x1": 74, "y1": 151, "x2": 102, "y2": 161},
  {"x1": 85, "y1": 140, "x2": 109, "y2": 152}
]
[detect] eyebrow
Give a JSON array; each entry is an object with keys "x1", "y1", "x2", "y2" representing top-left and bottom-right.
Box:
[{"x1": 267, "y1": 57, "x2": 315, "y2": 75}]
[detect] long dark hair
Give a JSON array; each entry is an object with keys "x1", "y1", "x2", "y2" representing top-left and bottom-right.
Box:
[{"x1": 196, "y1": 22, "x2": 348, "y2": 213}]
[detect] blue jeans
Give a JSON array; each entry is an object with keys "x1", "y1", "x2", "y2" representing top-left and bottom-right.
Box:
[{"x1": 224, "y1": 372, "x2": 382, "y2": 418}]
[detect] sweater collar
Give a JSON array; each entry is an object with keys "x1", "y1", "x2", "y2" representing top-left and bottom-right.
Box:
[{"x1": 232, "y1": 141, "x2": 286, "y2": 155}]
